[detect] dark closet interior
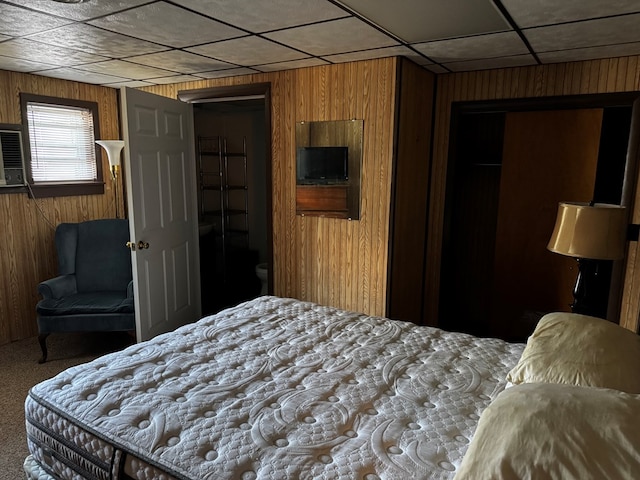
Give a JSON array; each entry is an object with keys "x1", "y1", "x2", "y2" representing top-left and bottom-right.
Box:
[{"x1": 439, "y1": 94, "x2": 636, "y2": 342}]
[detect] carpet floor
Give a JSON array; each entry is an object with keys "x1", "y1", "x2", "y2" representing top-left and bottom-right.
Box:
[{"x1": 0, "y1": 332, "x2": 133, "y2": 480}]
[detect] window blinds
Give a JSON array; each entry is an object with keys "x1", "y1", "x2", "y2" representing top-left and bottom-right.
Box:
[{"x1": 26, "y1": 102, "x2": 97, "y2": 183}]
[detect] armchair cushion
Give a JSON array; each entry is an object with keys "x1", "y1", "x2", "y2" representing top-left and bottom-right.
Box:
[
  {"x1": 37, "y1": 274, "x2": 77, "y2": 300},
  {"x1": 36, "y1": 292, "x2": 133, "y2": 317},
  {"x1": 74, "y1": 220, "x2": 132, "y2": 292},
  {"x1": 55, "y1": 223, "x2": 78, "y2": 275}
]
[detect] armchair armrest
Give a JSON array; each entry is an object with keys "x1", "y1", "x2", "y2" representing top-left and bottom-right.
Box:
[{"x1": 38, "y1": 274, "x2": 77, "y2": 300}]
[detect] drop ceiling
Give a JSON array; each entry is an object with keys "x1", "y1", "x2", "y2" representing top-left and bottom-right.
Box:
[{"x1": 0, "y1": 0, "x2": 639, "y2": 87}]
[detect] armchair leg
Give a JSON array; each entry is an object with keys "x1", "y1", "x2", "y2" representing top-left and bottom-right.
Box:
[{"x1": 38, "y1": 333, "x2": 49, "y2": 364}]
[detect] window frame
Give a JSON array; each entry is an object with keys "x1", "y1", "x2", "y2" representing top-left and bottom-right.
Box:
[{"x1": 20, "y1": 93, "x2": 104, "y2": 198}]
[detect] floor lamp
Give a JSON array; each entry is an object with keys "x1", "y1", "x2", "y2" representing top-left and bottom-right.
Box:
[
  {"x1": 547, "y1": 201, "x2": 626, "y2": 318},
  {"x1": 96, "y1": 140, "x2": 125, "y2": 219}
]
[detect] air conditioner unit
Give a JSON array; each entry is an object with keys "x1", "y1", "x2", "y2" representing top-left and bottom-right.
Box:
[{"x1": 0, "y1": 129, "x2": 25, "y2": 186}]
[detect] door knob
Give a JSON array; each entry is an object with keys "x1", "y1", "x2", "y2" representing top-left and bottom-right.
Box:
[{"x1": 126, "y1": 241, "x2": 150, "y2": 251}]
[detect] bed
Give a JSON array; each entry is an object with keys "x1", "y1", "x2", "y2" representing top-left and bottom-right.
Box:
[{"x1": 23, "y1": 296, "x2": 640, "y2": 479}]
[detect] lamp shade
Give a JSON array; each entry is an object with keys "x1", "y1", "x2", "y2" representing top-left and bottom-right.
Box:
[
  {"x1": 547, "y1": 202, "x2": 626, "y2": 260},
  {"x1": 95, "y1": 140, "x2": 124, "y2": 169}
]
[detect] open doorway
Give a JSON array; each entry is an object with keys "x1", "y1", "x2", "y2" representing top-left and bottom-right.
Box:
[{"x1": 179, "y1": 85, "x2": 273, "y2": 315}]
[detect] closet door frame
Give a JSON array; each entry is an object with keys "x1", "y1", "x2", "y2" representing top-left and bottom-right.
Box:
[{"x1": 436, "y1": 91, "x2": 640, "y2": 333}]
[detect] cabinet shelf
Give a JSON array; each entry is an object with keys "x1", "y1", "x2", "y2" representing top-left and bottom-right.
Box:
[
  {"x1": 203, "y1": 208, "x2": 223, "y2": 216},
  {"x1": 227, "y1": 228, "x2": 249, "y2": 235},
  {"x1": 208, "y1": 228, "x2": 248, "y2": 237},
  {"x1": 225, "y1": 208, "x2": 247, "y2": 216},
  {"x1": 198, "y1": 135, "x2": 250, "y2": 282}
]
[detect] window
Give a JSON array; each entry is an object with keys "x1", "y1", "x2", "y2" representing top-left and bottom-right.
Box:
[{"x1": 21, "y1": 94, "x2": 104, "y2": 197}]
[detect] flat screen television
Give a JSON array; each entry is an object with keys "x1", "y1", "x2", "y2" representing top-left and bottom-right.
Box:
[{"x1": 296, "y1": 146, "x2": 348, "y2": 184}]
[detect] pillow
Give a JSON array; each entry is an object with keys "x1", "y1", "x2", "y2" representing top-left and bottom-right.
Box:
[
  {"x1": 454, "y1": 383, "x2": 640, "y2": 480},
  {"x1": 506, "y1": 312, "x2": 640, "y2": 393}
]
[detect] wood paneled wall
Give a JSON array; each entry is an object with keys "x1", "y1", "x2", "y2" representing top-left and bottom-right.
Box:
[
  {"x1": 10, "y1": 55, "x2": 636, "y2": 345},
  {"x1": 386, "y1": 58, "x2": 435, "y2": 322},
  {"x1": 426, "y1": 57, "x2": 640, "y2": 331},
  {"x1": 0, "y1": 70, "x2": 121, "y2": 346},
  {"x1": 142, "y1": 58, "x2": 399, "y2": 318}
]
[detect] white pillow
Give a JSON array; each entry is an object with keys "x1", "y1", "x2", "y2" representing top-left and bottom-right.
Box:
[
  {"x1": 506, "y1": 312, "x2": 640, "y2": 393},
  {"x1": 454, "y1": 383, "x2": 640, "y2": 480}
]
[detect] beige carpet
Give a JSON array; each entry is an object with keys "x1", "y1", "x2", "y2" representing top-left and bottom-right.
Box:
[{"x1": 0, "y1": 332, "x2": 133, "y2": 480}]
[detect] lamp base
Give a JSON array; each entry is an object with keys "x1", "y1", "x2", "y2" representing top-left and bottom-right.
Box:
[{"x1": 571, "y1": 258, "x2": 610, "y2": 318}]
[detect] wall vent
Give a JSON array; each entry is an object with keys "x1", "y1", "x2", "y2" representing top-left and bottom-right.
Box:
[{"x1": 0, "y1": 129, "x2": 25, "y2": 186}]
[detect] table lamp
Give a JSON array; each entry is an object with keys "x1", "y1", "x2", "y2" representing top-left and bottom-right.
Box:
[{"x1": 547, "y1": 201, "x2": 626, "y2": 317}]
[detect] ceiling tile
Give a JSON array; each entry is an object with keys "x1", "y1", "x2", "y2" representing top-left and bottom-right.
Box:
[
  {"x1": 1, "y1": 0, "x2": 639, "y2": 85},
  {"x1": 187, "y1": 36, "x2": 307, "y2": 66},
  {"x1": 102, "y1": 80, "x2": 155, "y2": 88},
  {"x1": 0, "y1": 3, "x2": 72, "y2": 36},
  {"x1": 32, "y1": 67, "x2": 131, "y2": 84},
  {"x1": 26, "y1": 24, "x2": 168, "y2": 58},
  {"x1": 413, "y1": 32, "x2": 529, "y2": 64},
  {"x1": 172, "y1": 0, "x2": 348, "y2": 32},
  {"x1": 147, "y1": 74, "x2": 207, "y2": 84},
  {"x1": 524, "y1": 13, "x2": 640, "y2": 52},
  {"x1": 338, "y1": 0, "x2": 510, "y2": 42},
  {"x1": 423, "y1": 64, "x2": 449, "y2": 74},
  {"x1": 73, "y1": 60, "x2": 177, "y2": 80},
  {"x1": 0, "y1": 54, "x2": 57, "y2": 73},
  {"x1": 195, "y1": 67, "x2": 258, "y2": 79},
  {"x1": 88, "y1": 2, "x2": 245, "y2": 48},
  {"x1": 126, "y1": 50, "x2": 235, "y2": 74},
  {"x1": 0, "y1": 38, "x2": 108, "y2": 67},
  {"x1": 264, "y1": 17, "x2": 398, "y2": 56},
  {"x1": 501, "y1": 0, "x2": 640, "y2": 28},
  {"x1": 2, "y1": 0, "x2": 151, "y2": 21},
  {"x1": 538, "y1": 42, "x2": 640, "y2": 64},
  {"x1": 254, "y1": 58, "x2": 329, "y2": 72},
  {"x1": 443, "y1": 54, "x2": 537, "y2": 72},
  {"x1": 322, "y1": 45, "x2": 431, "y2": 65}
]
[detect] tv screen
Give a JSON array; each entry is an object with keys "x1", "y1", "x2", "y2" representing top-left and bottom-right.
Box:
[{"x1": 296, "y1": 146, "x2": 348, "y2": 184}]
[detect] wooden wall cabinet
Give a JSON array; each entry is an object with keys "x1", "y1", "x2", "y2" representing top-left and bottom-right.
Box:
[
  {"x1": 296, "y1": 185, "x2": 349, "y2": 218},
  {"x1": 295, "y1": 119, "x2": 362, "y2": 220}
]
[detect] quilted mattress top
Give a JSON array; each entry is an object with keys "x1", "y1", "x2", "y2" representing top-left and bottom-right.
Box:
[{"x1": 28, "y1": 296, "x2": 524, "y2": 479}]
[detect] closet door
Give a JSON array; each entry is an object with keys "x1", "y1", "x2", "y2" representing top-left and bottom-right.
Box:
[{"x1": 491, "y1": 109, "x2": 602, "y2": 339}]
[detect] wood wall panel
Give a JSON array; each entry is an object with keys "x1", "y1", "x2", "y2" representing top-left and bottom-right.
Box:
[
  {"x1": 427, "y1": 56, "x2": 640, "y2": 332},
  {"x1": 492, "y1": 109, "x2": 602, "y2": 339},
  {"x1": 386, "y1": 58, "x2": 434, "y2": 322},
  {"x1": 141, "y1": 58, "x2": 398, "y2": 320},
  {"x1": 0, "y1": 70, "x2": 121, "y2": 346}
]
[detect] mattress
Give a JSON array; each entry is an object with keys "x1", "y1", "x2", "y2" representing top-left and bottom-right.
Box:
[{"x1": 25, "y1": 296, "x2": 524, "y2": 480}]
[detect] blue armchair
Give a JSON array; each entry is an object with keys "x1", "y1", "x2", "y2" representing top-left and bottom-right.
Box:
[{"x1": 36, "y1": 219, "x2": 135, "y2": 363}]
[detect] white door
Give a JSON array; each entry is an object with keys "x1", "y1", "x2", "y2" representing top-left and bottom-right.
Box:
[{"x1": 120, "y1": 87, "x2": 201, "y2": 341}]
